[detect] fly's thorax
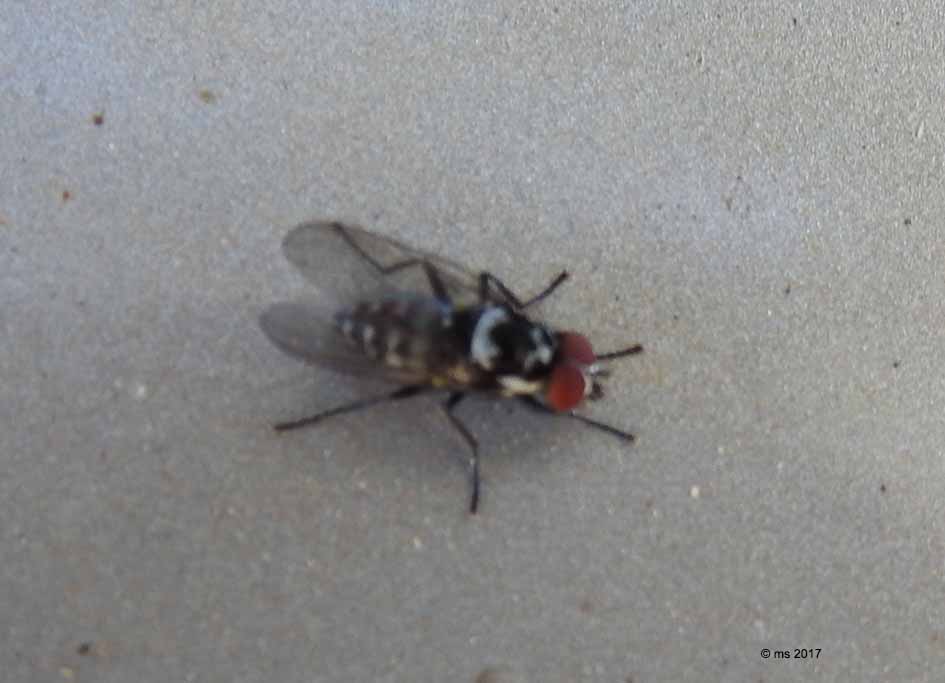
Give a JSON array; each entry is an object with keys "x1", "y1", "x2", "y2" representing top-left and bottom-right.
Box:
[
  {"x1": 469, "y1": 305, "x2": 556, "y2": 396},
  {"x1": 334, "y1": 295, "x2": 453, "y2": 370}
]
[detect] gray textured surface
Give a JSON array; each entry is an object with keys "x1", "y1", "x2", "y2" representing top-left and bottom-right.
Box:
[{"x1": 3, "y1": 3, "x2": 944, "y2": 682}]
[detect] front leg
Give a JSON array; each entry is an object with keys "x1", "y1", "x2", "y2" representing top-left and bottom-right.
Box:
[{"x1": 518, "y1": 395, "x2": 635, "y2": 442}]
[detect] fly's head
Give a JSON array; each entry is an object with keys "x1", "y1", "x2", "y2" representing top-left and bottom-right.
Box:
[
  {"x1": 544, "y1": 331, "x2": 610, "y2": 411},
  {"x1": 471, "y1": 306, "x2": 604, "y2": 411}
]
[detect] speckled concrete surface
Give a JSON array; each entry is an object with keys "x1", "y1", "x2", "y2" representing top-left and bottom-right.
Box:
[{"x1": 3, "y1": 3, "x2": 944, "y2": 682}]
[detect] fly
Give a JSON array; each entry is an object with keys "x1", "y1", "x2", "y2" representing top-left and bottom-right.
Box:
[{"x1": 260, "y1": 220, "x2": 644, "y2": 513}]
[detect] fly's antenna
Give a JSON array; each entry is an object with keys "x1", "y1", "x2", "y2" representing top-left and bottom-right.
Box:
[{"x1": 596, "y1": 344, "x2": 643, "y2": 362}]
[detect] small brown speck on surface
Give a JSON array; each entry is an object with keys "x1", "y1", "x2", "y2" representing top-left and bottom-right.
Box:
[
  {"x1": 475, "y1": 667, "x2": 526, "y2": 683},
  {"x1": 76, "y1": 642, "x2": 92, "y2": 655},
  {"x1": 476, "y1": 669, "x2": 500, "y2": 683},
  {"x1": 92, "y1": 113, "x2": 104, "y2": 126},
  {"x1": 880, "y1": 483, "x2": 887, "y2": 494},
  {"x1": 62, "y1": 190, "x2": 71, "y2": 202},
  {"x1": 904, "y1": 217, "x2": 912, "y2": 226},
  {"x1": 198, "y1": 89, "x2": 217, "y2": 104}
]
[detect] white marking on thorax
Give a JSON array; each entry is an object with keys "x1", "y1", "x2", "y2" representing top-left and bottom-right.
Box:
[
  {"x1": 522, "y1": 326, "x2": 553, "y2": 370},
  {"x1": 471, "y1": 307, "x2": 509, "y2": 370},
  {"x1": 498, "y1": 375, "x2": 542, "y2": 396}
]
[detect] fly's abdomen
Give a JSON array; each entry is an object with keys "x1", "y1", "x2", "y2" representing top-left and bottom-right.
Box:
[{"x1": 334, "y1": 295, "x2": 450, "y2": 372}]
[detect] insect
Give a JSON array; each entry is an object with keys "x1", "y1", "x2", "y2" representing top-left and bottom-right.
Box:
[{"x1": 260, "y1": 220, "x2": 643, "y2": 513}]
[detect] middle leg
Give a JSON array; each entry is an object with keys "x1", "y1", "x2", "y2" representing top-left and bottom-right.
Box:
[{"x1": 442, "y1": 392, "x2": 481, "y2": 513}]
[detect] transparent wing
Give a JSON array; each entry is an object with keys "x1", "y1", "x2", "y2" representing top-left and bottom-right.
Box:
[
  {"x1": 259, "y1": 301, "x2": 430, "y2": 385},
  {"x1": 281, "y1": 220, "x2": 484, "y2": 307}
]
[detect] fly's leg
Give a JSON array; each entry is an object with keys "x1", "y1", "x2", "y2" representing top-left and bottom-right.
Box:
[
  {"x1": 274, "y1": 385, "x2": 428, "y2": 432},
  {"x1": 518, "y1": 396, "x2": 635, "y2": 443},
  {"x1": 563, "y1": 412, "x2": 636, "y2": 442},
  {"x1": 596, "y1": 344, "x2": 643, "y2": 361},
  {"x1": 332, "y1": 222, "x2": 451, "y2": 304},
  {"x1": 442, "y1": 392, "x2": 481, "y2": 514},
  {"x1": 520, "y1": 271, "x2": 569, "y2": 308},
  {"x1": 479, "y1": 270, "x2": 569, "y2": 309}
]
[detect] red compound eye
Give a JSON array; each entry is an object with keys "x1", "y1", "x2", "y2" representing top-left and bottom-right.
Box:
[
  {"x1": 546, "y1": 363, "x2": 587, "y2": 412},
  {"x1": 558, "y1": 332, "x2": 595, "y2": 365}
]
